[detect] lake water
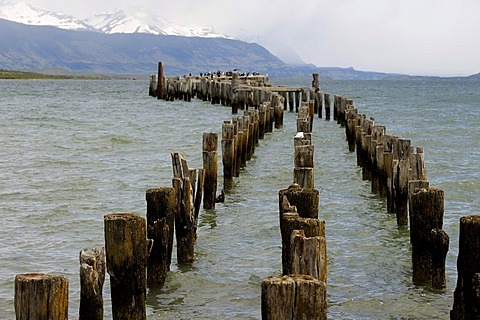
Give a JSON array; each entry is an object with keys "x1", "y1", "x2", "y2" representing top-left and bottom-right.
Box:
[{"x1": 1, "y1": 77, "x2": 479, "y2": 319}]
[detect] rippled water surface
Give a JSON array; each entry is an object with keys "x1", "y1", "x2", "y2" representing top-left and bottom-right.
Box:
[{"x1": 1, "y1": 78, "x2": 479, "y2": 319}]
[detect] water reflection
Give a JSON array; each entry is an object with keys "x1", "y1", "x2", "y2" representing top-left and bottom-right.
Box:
[{"x1": 199, "y1": 208, "x2": 217, "y2": 229}]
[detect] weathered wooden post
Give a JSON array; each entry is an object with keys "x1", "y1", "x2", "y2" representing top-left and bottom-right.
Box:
[
  {"x1": 241, "y1": 115, "x2": 250, "y2": 165},
  {"x1": 451, "y1": 215, "x2": 480, "y2": 319},
  {"x1": 297, "y1": 104, "x2": 309, "y2": 125},
  {"x1": 258, "y1": 103, "x2": 267, "y2": 139},
  {"x1": 268, "y1": 101, "x2": 275, "y2": 132},
  {"x1": 359, "y1": 117, "x2": 374, "y2": 181},
  {"x1": 409, "y1": 188, "x2": 446, "y2": 287},
  {"x1": 301, "y1": 88, "x2": 309, "y2": 103},
  {"x1": 384, "y1": 136, "x2": 395, "y2": 213},
  {"x1": 177, "y1": 176, "x2": 195, "y2": 263},
  {"x1": 346, "y1": 106, "x2": 357, "y2": 152},
  {"x1": 234, "y1": 117, "x2": 243, "y2": 175},
  {"x1": 220, "y1": 81, "x2": 226, "y2": 105},
  {"x1": 294, "y1": 144, "x2": 315, "y2": 189},
  {"x1": 163, "y1": 78, "x2": 171, "y2": 101},
  {"x1": 80, "y1": 247, "x2": 105, "y2": 320},
  {"x1": 231, "y1": 72, "x2": 240, "y2": 114},
  {"x1": 201, "y1": 77, "x2": 208, "y2": 101},
  {"x1": 146, "y1": 187, "x2": 176, "y2": 286},
  {"x1": 294, "y1": 132, "x2": 311, "y2": 149},
  {"x1": 279, "y1": 184, "x2": 319, "y2": 219},
  {"x1": 408, "y1": 180, "x2": 430, "y2": 213},
  {"x1": 430, "y1": 228, "x2": 449, "y2": 290},
  {"x1": 280, "y1": 92, "x2": 288, "y2": 110},
  {"x1": 261, "y1": 275, "x2": 327, "y2": 320},
  {"x1": 317, "y1": 92, "x2": 323, "y2": 119},
  {"x1": 280, "y1": 211, "x2": 325, "y2": 276},
  {"x1": 297, "y1": 111, "x2": 310, "y2": 133},
  {"x1": 15, "y1": 273, "x2": 69, "y2": 320},
  {"x1": 245, "y1": 108, "x2": 257, "y2": 157},
  {"x1": 156, "y1": 62, "x2": 164, "y2": 100},
  {"x1": 279, "y1": 187, "x2": 323, "y2": 277},
  {"x1": 239, "y1": 90, "x2": 246, "y2": 110},
  {"x1": 222, "y1": 121, "x2": 235, "y2": 190},
  {"x1": 203, "y1": 132, "x2": 218, "y2": 209},
  {"x1": 194, "y1": 168, "x2": 205, "y2": 215},
  {"x1": 324, "y1": 93, "x2": 331, "y2": 121},
  {"x1": 274, "y1": 96, "x2": 284, "y2": 128},
  {"x1": 216, "y1": 80, "x2": 222, "y2": 104},
  {"x1": 310, "y1": 89, "x2": 317, "y2": 114},
  {"x1": 250, "y1": 109, "x2": 257, "y2": 154},
  {"x1": 293, "y1": 107, "x2": 314, "y2": 190},
  {"x1": 186, "y1": 76, "x2": 192, "y2": 101},
  {"x1": 104, "y1": 213, "x2": 148, "y2": 320},
  {"x1": 149, "y1": 74, "x2": 157, "y2": 97},
  {"x1": 338, "y1": 97, "x2": 348, "y2": 127},
  {"x1": 376, "y1": 142, "x2": 389, "y2": 198},
  {"x1": 210, "y1": 80, "x2": 217, "y2": 104},
  {"x1": 224, "y1": 82, "x2": 231, "y2": 106},
  {"x1": 291, "y1": 230, "x2": 327, "y2": 283},
  {"x1": 333, "y1": 94, "x2": 339, "y2": 121},
  {"x1": 410, "y1": 147, "x2": 427, "y2": 182},
  {"x1": 308, "y1": 100, "x2": 315, "y2": 131},
  {"x1": 171, "y1": 153, "x2": 200, "y2": 263},
  {"x1": 394, "y1": 139, "x2": 411, "y2": 225},
  {"x1": 312, "y1": 73, "x2": 319, "y2": 91},
  {"x1": 370, "y1": 125, "x2": 385, "y2": 195},
  {"x1": 355, "y1": 114, "x2": 365, "y2": 167}
]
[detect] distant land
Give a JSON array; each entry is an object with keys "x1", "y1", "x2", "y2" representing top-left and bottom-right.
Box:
[
  {"x1": 0, "y1": 69, "x2": 115, "y2": 80},
  {"x1": 0, "y1": 18, "x2": 478, "y2": 80}
]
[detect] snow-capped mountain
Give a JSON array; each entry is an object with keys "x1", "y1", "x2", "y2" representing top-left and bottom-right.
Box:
[
  {"x1": 0, "y1": 2, "x2": 230, "y2": 38},
  {"x1": 86, "y1": 10, "x2": 229, "y2": 38},
  {"x1": 0, "y1": 2, "x2": 95, "y2": 31},
  {"x1": 86, "y1": 10, "x2": 166, "y2": 35}
]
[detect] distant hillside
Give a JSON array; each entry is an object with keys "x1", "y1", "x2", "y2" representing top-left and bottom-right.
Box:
[
  {"x1": 0, "y1": 69, "x2": 112, "y2": 79},
  {"x1": 467, "y1": 72, "x2": 480, "y2": 79},
  {"x1": 0, "y1": 18, "x2": 426, "y2": 79},
  {"x1": 0, "y1": 18, "x2": 284, "y2": 76},
  {"x1": 275, "y1": 64, "x2": 406, "y2": 80}
]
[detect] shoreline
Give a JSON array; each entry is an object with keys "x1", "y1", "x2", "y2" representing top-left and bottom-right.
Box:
[{"x1": 0, "y1": 69, "x2": 124, "y2": 80}]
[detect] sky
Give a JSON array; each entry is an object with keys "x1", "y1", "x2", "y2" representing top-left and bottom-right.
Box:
[{"x1": 19, "y1": 0, "x2": 480, "y2": 76}]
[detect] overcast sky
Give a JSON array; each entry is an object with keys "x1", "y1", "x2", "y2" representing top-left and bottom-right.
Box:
[{"x1": 22, "y1": 0, "x2": 480, "y2": 76}]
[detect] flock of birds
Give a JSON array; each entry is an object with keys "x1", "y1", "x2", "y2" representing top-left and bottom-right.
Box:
[{"x1": 197, "y1": 69, "x2": 263, "y2": 77}]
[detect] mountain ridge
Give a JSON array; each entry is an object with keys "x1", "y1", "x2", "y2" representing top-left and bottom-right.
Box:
[
  {"x1": 0, "y1": 2, "x2": 229, "y2": 38},
  {"x1": 0, "y1": 18, "x2": 285, "y2": 76}
]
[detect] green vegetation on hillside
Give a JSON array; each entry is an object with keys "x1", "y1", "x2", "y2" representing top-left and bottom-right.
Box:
[{"x1": 0, "y1": 69, "x2": 111, "y2": 80}]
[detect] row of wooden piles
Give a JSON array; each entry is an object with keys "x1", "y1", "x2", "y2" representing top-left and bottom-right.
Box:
[
  {"x1": 333, "y1": 94, "x2": 480, "y2": 319},
  {"x1": 13, "y1": 68, "x2": 298, "y2": 319},
  {"x1": 14, "y1": 182, "x2": 200, "y2": 319},
  {"x1": 151, "y1": 67, "x2": 331, "y2": 319},
  {"x1": 149, "y1": 63, "x2": 336, "y2": 123},
  {"x1": 151, "y1": 63, "x2": 290, "y2": 193},
  {"x1": 220, "y1": 95, "x2": 285, "y2": 190},
  {"x1": 262, "y1": 101, "x2": 327, "y2": 319},
  {"x1": 14, "y1": 120, "x2": 227, "y2": 318},
  {"x1": 149, "y1": 62, "x2": 274, "y2": 113},
  {"x1": 14, "y1": 130, "x2": 245, "y2": 319},
  {"x1": 16, "y1": 68, "x2": 479, "y2": 318}
]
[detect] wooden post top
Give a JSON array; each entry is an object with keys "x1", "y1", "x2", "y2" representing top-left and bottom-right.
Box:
[{"x1": 16, "y1": 273, "x2": 67, "y2": 281}]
